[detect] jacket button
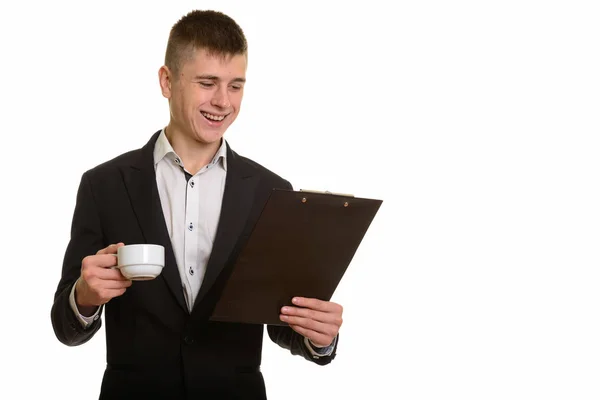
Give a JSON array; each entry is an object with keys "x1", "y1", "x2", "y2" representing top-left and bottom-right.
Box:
[{"x1": 184, "y1": 336, "x2": 194, "y2": 345}]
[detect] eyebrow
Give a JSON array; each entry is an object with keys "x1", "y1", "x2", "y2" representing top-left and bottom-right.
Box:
[{"x1": 194, "y1": 75, "x2": 246, "y2": 84}]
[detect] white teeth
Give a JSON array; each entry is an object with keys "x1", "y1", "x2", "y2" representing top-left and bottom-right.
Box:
[{"x1": 201, "y1": 112, "x2": 225, "y2": 121}]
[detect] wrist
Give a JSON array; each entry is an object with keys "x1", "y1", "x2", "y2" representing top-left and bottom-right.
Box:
[
  {"x1": 309, "y1": 338, "x2": 328, "y2": 348},
  {"x1": 74, "y1": 280, "x2": 98, "y2": 316}
]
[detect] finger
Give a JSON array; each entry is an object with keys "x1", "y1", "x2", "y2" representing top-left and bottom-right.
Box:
[
  {"x1": 97, "y1": 288, "x2": 128, "y2": 303},
  {"x1": 291, "y1": 297, "x2": 343, "y2": 314},
  {"x1": 92, "y1": 279, "x2": 133, "y2": 290},
  {"x1": 82, "y1": 264, "x2": 131, "y2": 282},
  {"x1": 96, "y1": 243, "x2": 125, "y2": 255},
  {"x1": 96, "y1": 267, "x2": 132, "y2": 281},
  {"x1": 82, "y1": 254, "x2": 121, "y2": 269},
  {"x1": 280, "y1": 306, "x2": 341, "y2": 325},
  {"x1": 288, "y1": 324, "x2": 334, "y2": 348},
  {"x1": 279, "y1": 315, "x2": 338, "y2": 337}
]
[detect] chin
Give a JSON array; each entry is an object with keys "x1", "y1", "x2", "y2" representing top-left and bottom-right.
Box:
[{"x1": 194, "y1": 131, "x2": 224, "y2": 145}]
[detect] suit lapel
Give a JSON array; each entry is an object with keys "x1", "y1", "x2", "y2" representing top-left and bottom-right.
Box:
[
  {"x1": 193, "y1": 145, "x2": 259, "y2": 309},
  {"x1": 122, "y1": 131, "x2": 188, "y2": 312}
]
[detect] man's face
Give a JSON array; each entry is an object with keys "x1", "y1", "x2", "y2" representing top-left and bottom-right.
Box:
[{"x1": 162, "y1": 48, "x2": 247, "y2": 145}]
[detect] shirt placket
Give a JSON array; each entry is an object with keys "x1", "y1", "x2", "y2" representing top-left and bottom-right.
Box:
[{"x1": 183, "y1": 170, "x2": 200, "y2": 312}]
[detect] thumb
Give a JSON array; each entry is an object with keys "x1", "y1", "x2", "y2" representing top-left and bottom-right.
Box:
[{"x1": 96, "y1": 242, "x2": 125, "y2": 255}]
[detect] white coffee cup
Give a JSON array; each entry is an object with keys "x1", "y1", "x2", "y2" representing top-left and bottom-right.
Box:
[{"x1": 116, "y1": 244, "x2": 165, "y2": 281}]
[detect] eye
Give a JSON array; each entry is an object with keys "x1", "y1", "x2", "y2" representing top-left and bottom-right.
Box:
[
  {"x1": 230, "y1": 85, "x2": 243, "y2": 91},
  {"x1": 199, "y1": 82, "x2": 214, "y2": 88}
]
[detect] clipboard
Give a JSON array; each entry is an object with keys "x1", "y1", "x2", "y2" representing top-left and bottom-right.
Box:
[{"x1": 209, "y1": 188, "x2": 383, "y2": 325}]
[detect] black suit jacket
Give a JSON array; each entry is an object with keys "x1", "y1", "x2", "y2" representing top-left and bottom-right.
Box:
[{"x1": 51, "y1": 131, "x2": 337, "y2": 399}]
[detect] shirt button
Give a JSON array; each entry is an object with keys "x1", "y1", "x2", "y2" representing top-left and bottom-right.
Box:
[
  {"x1": 188, "y1": 223, "x2": 193, "y2": 231},
  {"x1": 93, "y1": 315, "x2": 100, "y2": 321},
  {"x1": 175, "y1": 158, "x2": 181, "y2": 164},
  {"x1": 190, "y1": 180, "x2": 195, "y2": 188},
  {"x1": 189, "y1": 266, "x2": 194, "y2": 276}
]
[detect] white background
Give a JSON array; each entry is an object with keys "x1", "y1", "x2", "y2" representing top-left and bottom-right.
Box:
[{"x1": 1, "y1": 1, "x2": 599, "y2": 399}]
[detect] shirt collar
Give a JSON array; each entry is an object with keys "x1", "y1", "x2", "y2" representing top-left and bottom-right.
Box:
[{"x1": 153, "y1": 128, "x2": 228, "y2": 171}]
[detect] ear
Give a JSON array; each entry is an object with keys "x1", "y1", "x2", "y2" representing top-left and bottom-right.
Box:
[{"x1": 158, "y1": 66, "x2": 172, "y2": 99}]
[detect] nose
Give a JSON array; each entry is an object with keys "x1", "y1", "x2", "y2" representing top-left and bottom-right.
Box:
[{"x1": 211, "y1": 86, "x2": 230, "y2": 109}]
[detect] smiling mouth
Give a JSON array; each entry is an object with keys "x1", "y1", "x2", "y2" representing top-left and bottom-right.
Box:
[{"x1": 201, "y1": 111, "x2": 227, "y2": 122}]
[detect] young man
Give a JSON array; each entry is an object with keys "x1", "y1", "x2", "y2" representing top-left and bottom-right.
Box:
[{"x1": 50, "y1": 10, "x2": 343, "y2": 399}]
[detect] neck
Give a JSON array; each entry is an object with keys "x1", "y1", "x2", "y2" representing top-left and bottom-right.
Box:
[{"x1": 164, "y1": 124, "x2": 222, "y2": 175}]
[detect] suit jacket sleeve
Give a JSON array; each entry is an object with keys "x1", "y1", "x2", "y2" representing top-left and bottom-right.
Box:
[
  {"x1": 265, "y1": 179, "x2": 337, "y2": 365},
  {"x1": 51, "y1": 172, "x2": 105, "y2": 346}
]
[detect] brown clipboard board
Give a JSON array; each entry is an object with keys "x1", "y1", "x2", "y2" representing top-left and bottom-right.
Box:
[{"x1": 209, "y1": 188, "x2": 383, "y2": 325}]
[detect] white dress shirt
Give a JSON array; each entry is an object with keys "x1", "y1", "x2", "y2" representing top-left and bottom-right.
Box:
[
  {"x1": 69, "y1": 129, "x2": 334, "y2": 356},
  {"x1": 153, "y1": 129, "x2": 227, "y2": 311}
]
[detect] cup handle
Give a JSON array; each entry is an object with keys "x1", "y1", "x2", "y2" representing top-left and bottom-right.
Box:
[{"x1": 108, "y1": 253, "x2": 119, "y2": 269}]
